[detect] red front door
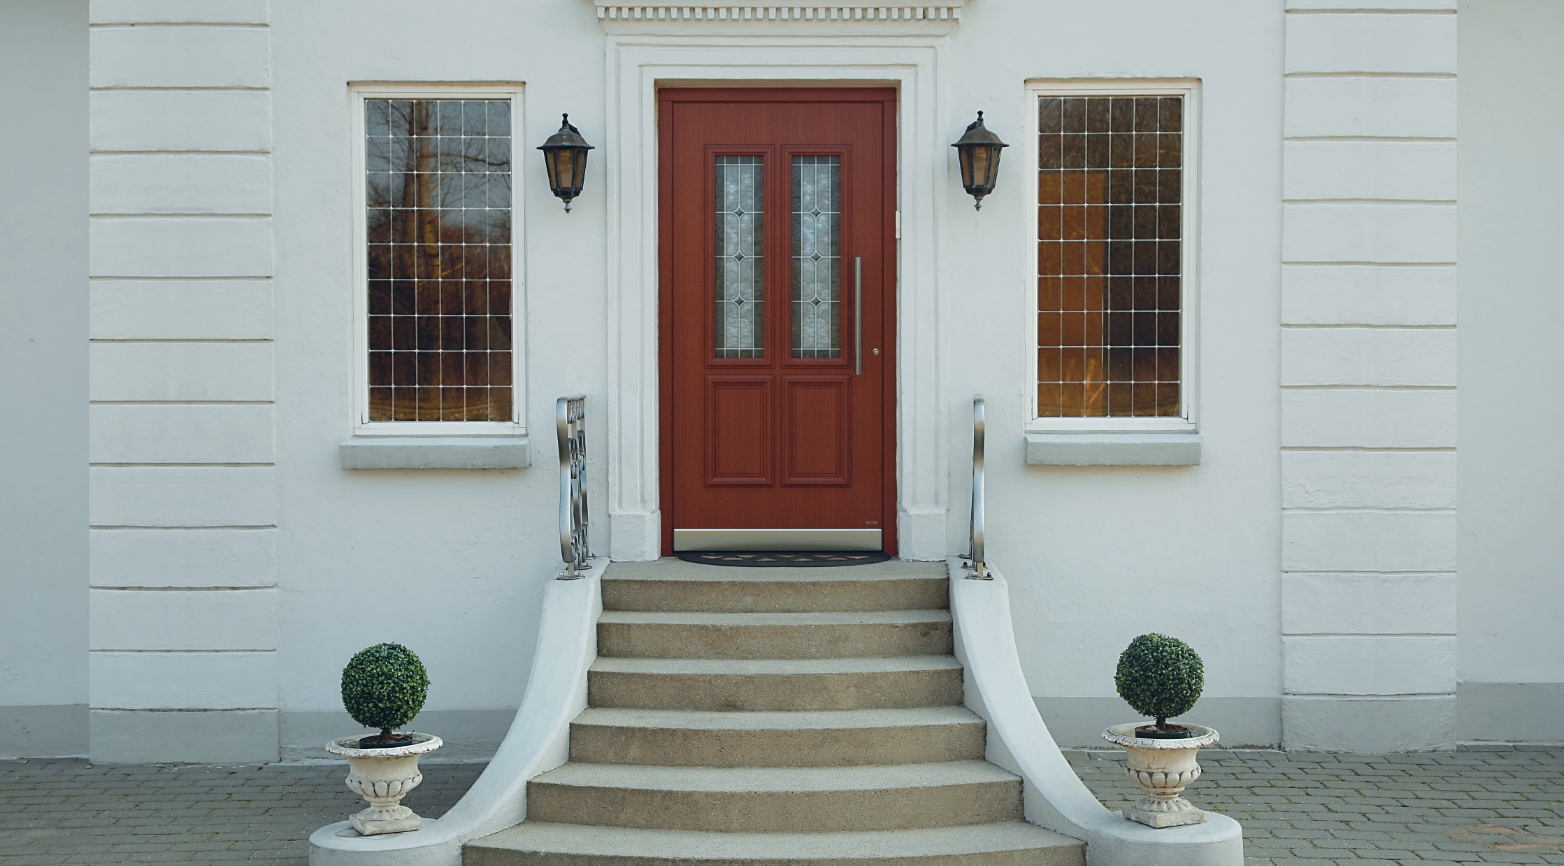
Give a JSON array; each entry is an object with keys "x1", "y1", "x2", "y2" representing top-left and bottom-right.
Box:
[{"x1": 659, "y1": 88, "x2": 897, "y2": 555}]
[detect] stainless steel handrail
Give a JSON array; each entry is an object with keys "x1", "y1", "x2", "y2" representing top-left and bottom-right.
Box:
[
  {"x1": 967, "y1": 396, "x2": 991, "y2": 579},
  {"x1": 556, "y1": 395, "x2": 589, "y2": 579}
]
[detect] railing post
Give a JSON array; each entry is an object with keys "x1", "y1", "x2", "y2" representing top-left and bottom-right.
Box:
[
  {"x1": 967, "y1": 396, "x2": 991, "y2": 579},
  {"x1": 556, "y1": 395, "x2": 589, "y2": 579}
]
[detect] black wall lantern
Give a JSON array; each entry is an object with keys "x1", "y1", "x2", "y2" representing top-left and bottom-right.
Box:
[
  {"x1": 538, "y1": 113, "x2": 594, "y2": 212},
  {"x1": 951, "y1": 111, "x2": 1008, "y2": 210}
]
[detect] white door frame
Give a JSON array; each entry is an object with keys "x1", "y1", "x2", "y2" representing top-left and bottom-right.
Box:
[{"x1": 602, "y1": 35, "x2": 953, "y2": 561}]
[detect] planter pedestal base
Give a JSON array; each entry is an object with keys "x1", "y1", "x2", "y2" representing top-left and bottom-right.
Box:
[{"x1": 1125, "y1": 798, "x2": 1206, "y2": 828}]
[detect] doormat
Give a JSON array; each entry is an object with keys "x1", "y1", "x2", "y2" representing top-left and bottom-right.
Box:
[{"x1": 677, "y1": 551, "x2": 892, "y2": 567}]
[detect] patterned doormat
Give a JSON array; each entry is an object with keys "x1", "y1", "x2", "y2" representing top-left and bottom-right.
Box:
[{"x1": 677, "y1": 551, "x2": 892, "y2": 567}]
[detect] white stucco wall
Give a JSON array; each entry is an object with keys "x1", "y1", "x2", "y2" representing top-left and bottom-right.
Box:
[
  {"x1": 0, "y1": 0, "x2": 90, "y2": 759},
  {"x1": 1457, "y1": 0, "x2": 1564, "y2": 745},
  {"x1": 945, "y1": 0, "x2": 1286, "y2": 748},
  {"x1": 269, "y1": 0, "x2": 610, "y2": 759},
  {"x1": 82, "y1": 0, "x2": 1293, "y2": 758}
]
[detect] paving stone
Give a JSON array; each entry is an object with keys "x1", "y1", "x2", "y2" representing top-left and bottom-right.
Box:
[{"x1": 2, "y1": 750, "x2": 1560, "y2": 865}]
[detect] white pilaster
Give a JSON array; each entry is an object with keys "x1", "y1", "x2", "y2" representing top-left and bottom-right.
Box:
[
  {"x1": 1279, "y1": 0, "x2": 1457, "y2": 752},
  {"x1": 87, "y1": 0, "x2": 278, "y2": 763}
]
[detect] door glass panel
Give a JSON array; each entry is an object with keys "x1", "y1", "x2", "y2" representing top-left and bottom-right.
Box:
[
  {"x1": 792, "y1": 155, "x2": 841, "y2": 359},
  {"x1": 714, "y1": 155, "x2": 765, "y2": 359}
]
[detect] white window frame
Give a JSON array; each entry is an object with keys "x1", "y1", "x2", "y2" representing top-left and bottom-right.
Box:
[
  {"x1": 1022, "y1": 79, "x2": 1200, "y2": 434},
  {"x1": 350, "y1": 83, "x2": 526, "y2": 437}
]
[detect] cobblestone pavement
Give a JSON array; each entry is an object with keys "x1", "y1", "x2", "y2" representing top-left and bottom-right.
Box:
[
  {"x1": 1068, "y1": 748, "x2": 1564, "y2": 865},
  {"x1": 0, "y1": 749, "x2": 1559, "y2": 864}
]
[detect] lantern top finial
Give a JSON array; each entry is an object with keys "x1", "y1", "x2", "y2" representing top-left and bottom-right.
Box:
[
  {"x1": 951, "y1": 111, "x2": 1008, "y2": 151},
  {"x1": 539, "y1": 114, "x2": 594, "y2": 152}
]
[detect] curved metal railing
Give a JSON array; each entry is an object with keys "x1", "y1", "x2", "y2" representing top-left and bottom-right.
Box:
[
  {"x1": 556, "y1": 395, "x2": 589, "y2": 579},
  {"x1": 967, "y1": 396, "x2": 991, "y2": 579}
]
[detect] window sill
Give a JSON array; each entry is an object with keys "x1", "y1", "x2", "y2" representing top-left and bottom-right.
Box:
[
  {"x1": 339, "y1": 436, "x2": 531, "y2": 470},
  {"x1": 1023, "y1": 431, "x2": 1200, "y2": 466}
]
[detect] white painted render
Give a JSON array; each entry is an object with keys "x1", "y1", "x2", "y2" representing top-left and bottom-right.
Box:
[
  {"x1": 1457, "y1": 0, "x2": 1564, "y2": 744},
  {"x1": 1279, "y1": 0, "x2": 1459, "y2": 752},
  {"x1": 0, "y1": 0, "x2": 1537, "y2": 761},
  {"x1": 0, "y1": 0, "x2": 90, "y2": 759}
]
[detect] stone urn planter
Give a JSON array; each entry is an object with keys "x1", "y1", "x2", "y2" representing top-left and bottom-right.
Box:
[
  {"x1": 331, "y1": 642, "x2": 435, "y2": 836},
  {"x1": 1102, "y1": 723, "x2": 1219, "y2": 828},
  {"x1": 325, "y1": 732, "x2": 443, "y2": 835},
  {"x1": 1107, "y1": 633, "x2": 1212, "y2": 829}
]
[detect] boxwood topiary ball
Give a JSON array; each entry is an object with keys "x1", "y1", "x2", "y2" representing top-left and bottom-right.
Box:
[
  {"x1": 1114, "y1": 633, "x2": 1203, "y2": 723},
  {"x1": 341, "y1": 643, "x2": 430, "y2": 733}
]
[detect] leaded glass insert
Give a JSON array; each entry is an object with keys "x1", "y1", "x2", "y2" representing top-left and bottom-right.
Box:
[
  {"x1": 715, "y1": 155, "x2": 765, "y2": 359},
  {"x1": 365, "y1": 98, "x2": 513, "y2": 422},
  {"x1": 1037, "y1": 95, "x2": 1182, "y2": 418},
  {"x1": 792, "y1": 155, "x2": 842, "y2": 359}
]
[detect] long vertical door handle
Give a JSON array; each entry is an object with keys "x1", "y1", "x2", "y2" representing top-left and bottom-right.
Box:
[{"x1": 854, "y1": 257, "x2": 863, "y2": 376}]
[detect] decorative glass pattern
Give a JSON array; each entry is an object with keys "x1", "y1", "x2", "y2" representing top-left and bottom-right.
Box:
[
  {"x1": 1037, "y1": 95, "x2": 1182, "y2": 417},
  {"x1": 791, "y1": 155, "x2": 842, "y2": 359},
  {"x1": 714, "y1": 155, "x2": 765, "y2": 359},
  {"x1": 365, "y1": 98, "x2": 513, "y2": 422}
]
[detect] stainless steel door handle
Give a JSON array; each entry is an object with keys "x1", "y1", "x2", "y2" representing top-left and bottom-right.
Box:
[{"x1": 854, "y1": 257, "x2": 863, "y2": 376}]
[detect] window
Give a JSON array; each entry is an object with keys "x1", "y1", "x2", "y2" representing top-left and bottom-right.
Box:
[
  {"x1": 1029, "y1": 81, "x2": 1197, "y2": 429},
  {"x1": 353, "y1": 87, "x2": 523, "y2": 433}
]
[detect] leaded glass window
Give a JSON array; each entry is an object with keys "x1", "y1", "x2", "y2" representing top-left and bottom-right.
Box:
[
  {"x1": 792, "y1": 155, "x2": 842, "y2": 359},
  {"x1": 1037, "y1": 94, "x2": 1183, "y2": 417},
  {"x1": 714, "y1": 155, "x2": 765, "y2": 359},
  {"x1": 365, "y1": 97, "x2": 513, "y2": 422}
]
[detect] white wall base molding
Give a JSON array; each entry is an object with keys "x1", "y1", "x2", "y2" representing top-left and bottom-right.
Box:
[
  {"x1": 1282, "y1": 695, "x2": 1455, "y2": 753},
  {"x1": 90, "y1": 709, "x2": 279, "y2": 764},
  {"x1": 0, "y1": 705, "x2": 88, "y2": 759},
  {"x1": 609, "y1": 510, "x2": 661, "y2": 562},
  {"x1": 1034, "y1": 697, "x2": 1280, "y2": 750},
  {"x1": 1457, "y1": 682, "x2": 1564, "y2": 746},
  {"x1": 280, "y1": 709, "x2": 516, "y2": 763}
]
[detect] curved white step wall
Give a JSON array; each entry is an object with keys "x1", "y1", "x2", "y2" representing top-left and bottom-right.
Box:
[
  {"x1": 309, "y1": 557, "x2": 606, "y2": 866},
  {"x1": 947, "y1": 557, "x2": 1243, "y2": 866}
]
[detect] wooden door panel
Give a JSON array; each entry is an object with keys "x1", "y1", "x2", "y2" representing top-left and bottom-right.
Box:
[
  {"x1": 706, "y1": 377, "x2": 772, "y2": 485},
  {"x1": 660, "y1": 88, "x2": 897, "y2": 554},
  {"x1": 784, "y1": 377, "x2": 850, "y2": 486}
]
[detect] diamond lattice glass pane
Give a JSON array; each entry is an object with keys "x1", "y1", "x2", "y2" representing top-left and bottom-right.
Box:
[
  {"x1": 792, "y1": 155, "x2": 841, "y2": 359},
  {"x1": 366, "y1": 98, "x2": 512, "y2": 421},
  {"x1": 714, "y1": 156, "x2": 765, "y2": 359}
]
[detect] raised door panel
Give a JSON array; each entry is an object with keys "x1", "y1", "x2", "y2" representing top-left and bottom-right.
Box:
[
  {"x1": 706, "y1": 377, "x2": 772, "y2": 486},
  {"x1": 784, "y1": 376, "x2": 850, "y2": 486}
]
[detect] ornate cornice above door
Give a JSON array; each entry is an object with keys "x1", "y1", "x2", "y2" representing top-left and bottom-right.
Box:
[{"x1": 591, "y1": 1, "x2": 966, "y2": 35}]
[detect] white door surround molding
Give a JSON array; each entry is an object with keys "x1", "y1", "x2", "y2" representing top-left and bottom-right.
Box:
[{"x1": 603, "y1": 37, "x2": 952, "y2": 561}]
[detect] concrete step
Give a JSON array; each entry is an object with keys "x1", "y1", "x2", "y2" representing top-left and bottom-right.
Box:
[
  {"x1": 588, "y1": 656, "x2": 964, "y2": 711},
  {"x1": 569, "y1": 706, "x2": 985, "y2": 767},
  {"x1": 597, "y1": 611, "x2": 953, "y2": 660},
  {"x1": 524, "y1": 761, "x2": 1021, "y2": 833},
  {"x1": 465, "y1": 821, "x2": 1086, "y2": 866},
  {"x1": 602, "y1": 560, "x2": 948, "y2": 613}
]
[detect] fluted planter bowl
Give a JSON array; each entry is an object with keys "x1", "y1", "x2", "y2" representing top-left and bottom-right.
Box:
[
  {"x1": 325, "y1": 733, "x2": 442, "y2": 835},
  {"x1": 1102, "y1": 723, "x2": 1219, "y2": 828}
]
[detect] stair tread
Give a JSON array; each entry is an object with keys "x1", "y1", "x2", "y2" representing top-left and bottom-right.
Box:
[
  {"x1": 470, "y1": 820, "x2": 1082, "y2": 858},
  {"x1": 574, "y1": 706, "x2": 980, "y2": 732},
  {"x1": 599, "y1": 610, "x2": 951, "y2": 626},
  {"x1": 605, "y1": 560, "x2": 947, "y2": 584},
  {"x1": 590, "y1": 655, "x2": 961, "y2": 675},
  {"x1": 532, "y1": 760, "x2": 1015, "y2": 793}
]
